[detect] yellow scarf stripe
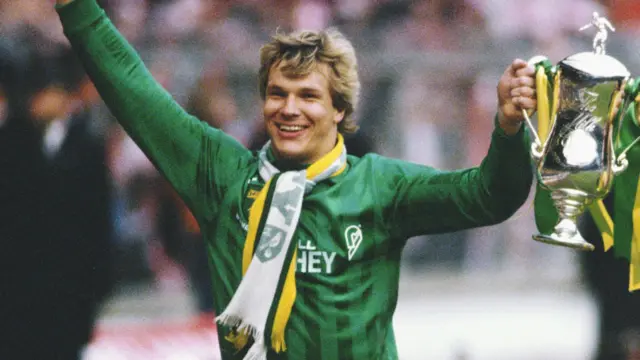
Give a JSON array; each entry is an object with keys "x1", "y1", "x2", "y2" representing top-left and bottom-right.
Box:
[
  {"x1": 588, "y1": 200, "x2": 614, "y2": 251},
  {"x1": 631, "y1": 94, "x2": 640, "y2": 291},
  {"x1": 536, "y1": 66, "x2": 551, "y2": 142},
  {"x1": 333, "y1": 162, "x2": 347, "y2": 177},
  {"x1": 271, "y1": 248, "x2": 298, "y2": 353},
  {"x1": 242, "y1": 178, "x2": 272, "y2": 275},
  {"x1": 630, "y1": 236, "x2": 640, "y2": 291},
  {"x1": 631, "y1": 179, "x2": 640, "y2": 291},
  {"x1": 307, "y1": 134, "x2": 345, "y2": 179}
]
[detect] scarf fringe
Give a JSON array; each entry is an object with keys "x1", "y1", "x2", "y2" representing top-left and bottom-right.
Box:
[
  {"x1": 218, "y1": 313, "x2": 288, "y2": 354},
  {"x1": 271, "y1": 330, "x2": 287, "y2": 353},
  {"x1": 217, "y1": 314, "x2": 260, "y2": 350}
]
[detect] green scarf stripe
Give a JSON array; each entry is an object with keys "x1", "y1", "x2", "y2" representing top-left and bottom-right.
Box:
[
  {"x1": 538, "y1": 58, "x2": 555, "y2": 79},
  {"x1": 533, "y1": 60, "x2": 559, "y2": 235},
  {"x1": 613, "y1": 101, "x2": 640, "y2": 260}
]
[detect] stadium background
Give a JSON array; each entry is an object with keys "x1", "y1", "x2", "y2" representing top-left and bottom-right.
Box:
[{"x1": 2, "y1": 0, "x2": 640, "y2": 359}]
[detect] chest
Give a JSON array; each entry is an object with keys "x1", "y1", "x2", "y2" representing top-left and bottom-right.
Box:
[{"x1": 216, "y1": 174, "x2": 390, "y2": 277}]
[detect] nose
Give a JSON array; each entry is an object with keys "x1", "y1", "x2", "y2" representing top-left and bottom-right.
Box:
[{"x1": 282, "y1": 94, "x2": 300, "y2": 117}]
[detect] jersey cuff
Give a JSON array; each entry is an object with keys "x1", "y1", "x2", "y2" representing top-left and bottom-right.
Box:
[{"x1": 492, "y1": 113, "x2": 526, "y2": 141}]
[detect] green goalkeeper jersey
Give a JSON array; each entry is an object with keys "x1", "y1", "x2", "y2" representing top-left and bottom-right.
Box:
[{"x1": 57, "y1": 1, "x2": 533, "y2": 359}]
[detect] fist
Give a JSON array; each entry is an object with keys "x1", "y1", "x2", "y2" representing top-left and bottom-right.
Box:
[{"x1": 497, "y1": 59, "x2": 537, "y2": 135}]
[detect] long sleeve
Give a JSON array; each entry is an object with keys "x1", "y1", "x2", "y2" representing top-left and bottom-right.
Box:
[
  {"x1": 385, "y1": 118, "x2": 533, "y2": 240},
  {"x1": 56, "y1": 0, "x2": 252, "y2": 220}
]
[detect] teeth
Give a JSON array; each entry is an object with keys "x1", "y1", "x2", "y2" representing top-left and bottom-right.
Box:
[{"x1": 279, "y1": 125, "x2": 305, "y2": 131}]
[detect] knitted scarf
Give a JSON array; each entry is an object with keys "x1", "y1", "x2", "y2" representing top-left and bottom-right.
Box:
[{"x1": 217, "y1": 134, "x2": 347, "y2": 359}]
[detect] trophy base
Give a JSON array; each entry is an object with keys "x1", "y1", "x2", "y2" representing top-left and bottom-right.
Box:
[{"x1": 533, "y1": 233, "x2": 595, "y2": 251}]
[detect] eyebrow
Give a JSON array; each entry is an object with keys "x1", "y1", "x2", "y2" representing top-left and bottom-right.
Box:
[
  {"x1": 266, "y1": 85, "x2": 323, "y2": 95},
  {"x1": 266, "y1": 85, "x2": 285, "y2": 93},
  {"x1": 298, "y1": 87, "x2": 322, "y2": 95}
]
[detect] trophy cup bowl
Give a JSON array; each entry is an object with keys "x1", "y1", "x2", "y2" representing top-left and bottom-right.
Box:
[{"x1": 527, "y1": 51, "x2": 630, "y2": 251}]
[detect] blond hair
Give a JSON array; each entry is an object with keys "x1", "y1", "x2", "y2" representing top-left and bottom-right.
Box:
[{"x1": 258, "y1": 28, "x2": 360, "y2": 134}]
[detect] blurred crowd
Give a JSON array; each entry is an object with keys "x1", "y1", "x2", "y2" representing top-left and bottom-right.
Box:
[{"x1": 3, "y1": 0, "x2": 640, "y2": 356}]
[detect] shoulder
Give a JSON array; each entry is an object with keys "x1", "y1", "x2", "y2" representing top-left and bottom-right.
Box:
[
  {"x1": 201, "y1": 123, "x2": 255, "y2": 162},
  {"x1": 345, "y1": 153, "x2": 441, "y2": 184},
  {"x1": 348, "y1": 152, "x2": 439, "y2": 173}
]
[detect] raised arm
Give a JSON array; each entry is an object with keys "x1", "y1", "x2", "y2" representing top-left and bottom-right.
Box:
[
  {"x1": 387, "y1": 59, "x2": 535, "y2": 239},
  {"x1": 386, "y1": 120, "x2": 533, "y2": 239},
  {"x1": 54, "y1": 0, "x2": 251, "y2": 218}
]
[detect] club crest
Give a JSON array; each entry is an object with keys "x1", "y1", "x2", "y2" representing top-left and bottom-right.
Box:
[{"x1": 344, "y1": 225, "x2": 363, "y2": 261}]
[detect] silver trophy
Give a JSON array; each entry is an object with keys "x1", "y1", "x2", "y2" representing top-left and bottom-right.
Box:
[{"x1": 523, "y1": 13, "x2": 637, "y2": 251}]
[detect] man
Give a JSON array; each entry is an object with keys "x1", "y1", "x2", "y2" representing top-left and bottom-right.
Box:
[
  {"x1": 53, "y1": 0, "x2": 537, "y2": 359},
  {"x1": 0, "y1": 41, "x2": 113, "y2": 359},
  {"x1": 579, "y1": 194, "x2": 640, "y2": 360}
]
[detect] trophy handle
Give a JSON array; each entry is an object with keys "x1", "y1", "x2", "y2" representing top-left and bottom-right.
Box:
[
  {"x1": 521, "y1": 110, "x2": 543, "y2": 156},
  {"x1": 522, "y1": 110, "x2": 544, "y2": 159},
  {"x1": 522, "y1": 55, "x2": 554, "y2": 162},
  {"x1": 613, "y1": 153, "x2": 630, "y2": 175}
]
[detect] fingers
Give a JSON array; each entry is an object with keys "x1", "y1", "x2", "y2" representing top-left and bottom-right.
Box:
[
  {"x1": 512, "y1": 96, "x2": 536, "y2": 110},
  {"x1": 508, "y1": 59, "x2": 535, "y2": 90},
  {"x1": 511, "y1": 75, "x2": 535, "y2": 89},
  {"x1": 498, "y1": 58, "x2": 538, "y2": 124},
  {"x1": 508, "y1": 59, "x2": 536, "y2": 109},
  {"x1": 509, "y1": 58, "x2": 527, "y2": 71},
  {"x1": 511, "y1": 83, "x2": 535, "y2": 97},
  {"x1": 499, "y1": 59, "x2": 533, "y2": 95},
  {"x1": 509, "y1": 58, "x2": 533, "y2": 76},
  {"x1": 515, "y1": 63, "x2": 535, "y2": 77}
]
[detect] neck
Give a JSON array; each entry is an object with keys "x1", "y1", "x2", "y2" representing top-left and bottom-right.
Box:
[
  {"x1": 268, "y1": 134, "x2": 342, "y2": 170},
  {"x1": 267, "y1": 148, "x2": 310, "y2": 171}
]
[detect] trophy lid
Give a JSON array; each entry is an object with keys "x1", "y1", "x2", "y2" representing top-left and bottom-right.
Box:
[{"x1": 561, "y1": 52, "x2": 630, "y2": 79}]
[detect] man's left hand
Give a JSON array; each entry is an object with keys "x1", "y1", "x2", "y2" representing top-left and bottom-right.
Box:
[{"x1": 497, "y1": 59, "x2": 537, "y2": 135}]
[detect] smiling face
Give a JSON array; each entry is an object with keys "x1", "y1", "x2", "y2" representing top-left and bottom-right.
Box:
[{"x1": 263, "y1": 62, "x2": 345, "y2": 164}]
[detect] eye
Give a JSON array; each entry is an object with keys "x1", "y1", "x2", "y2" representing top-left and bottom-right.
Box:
[
  {"x1": 267, "y1": 88, "x2": 286, "y2": 98},
  {"x1": 301, "y1": 92, "x2": 319, "y2": 100}
]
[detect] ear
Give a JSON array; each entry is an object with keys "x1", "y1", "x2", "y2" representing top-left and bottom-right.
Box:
[{"x1": 334, "y1": 109, "x2": 345, "y2": 124}]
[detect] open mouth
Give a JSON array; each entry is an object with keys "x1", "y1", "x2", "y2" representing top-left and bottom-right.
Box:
[
  {"x1": 277, "y1": 124, "x2": 307, "y2": 132},
  {"x1": 277, "y1": 124, "x2": 308, "y2": 132}
]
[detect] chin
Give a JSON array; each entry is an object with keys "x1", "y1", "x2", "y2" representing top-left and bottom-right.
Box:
[
  {"x1": 274, "y1": 148, "x2": 305, "y2": 161},
  {"x1": 271, "y1": 144, "x2": 308, "y2": 163}
]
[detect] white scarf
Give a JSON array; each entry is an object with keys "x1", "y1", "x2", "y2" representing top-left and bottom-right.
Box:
[{"x1": 217, "y1": 135, "x2": 347, "y2": 359}]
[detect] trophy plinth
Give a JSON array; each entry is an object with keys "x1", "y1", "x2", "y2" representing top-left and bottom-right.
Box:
[
  {"x1": 533, "y1": 231, "x2": 594, "y2": 252},
  {"x1": 532, "y1": 190, "x2": 595, "y2": 251}
]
